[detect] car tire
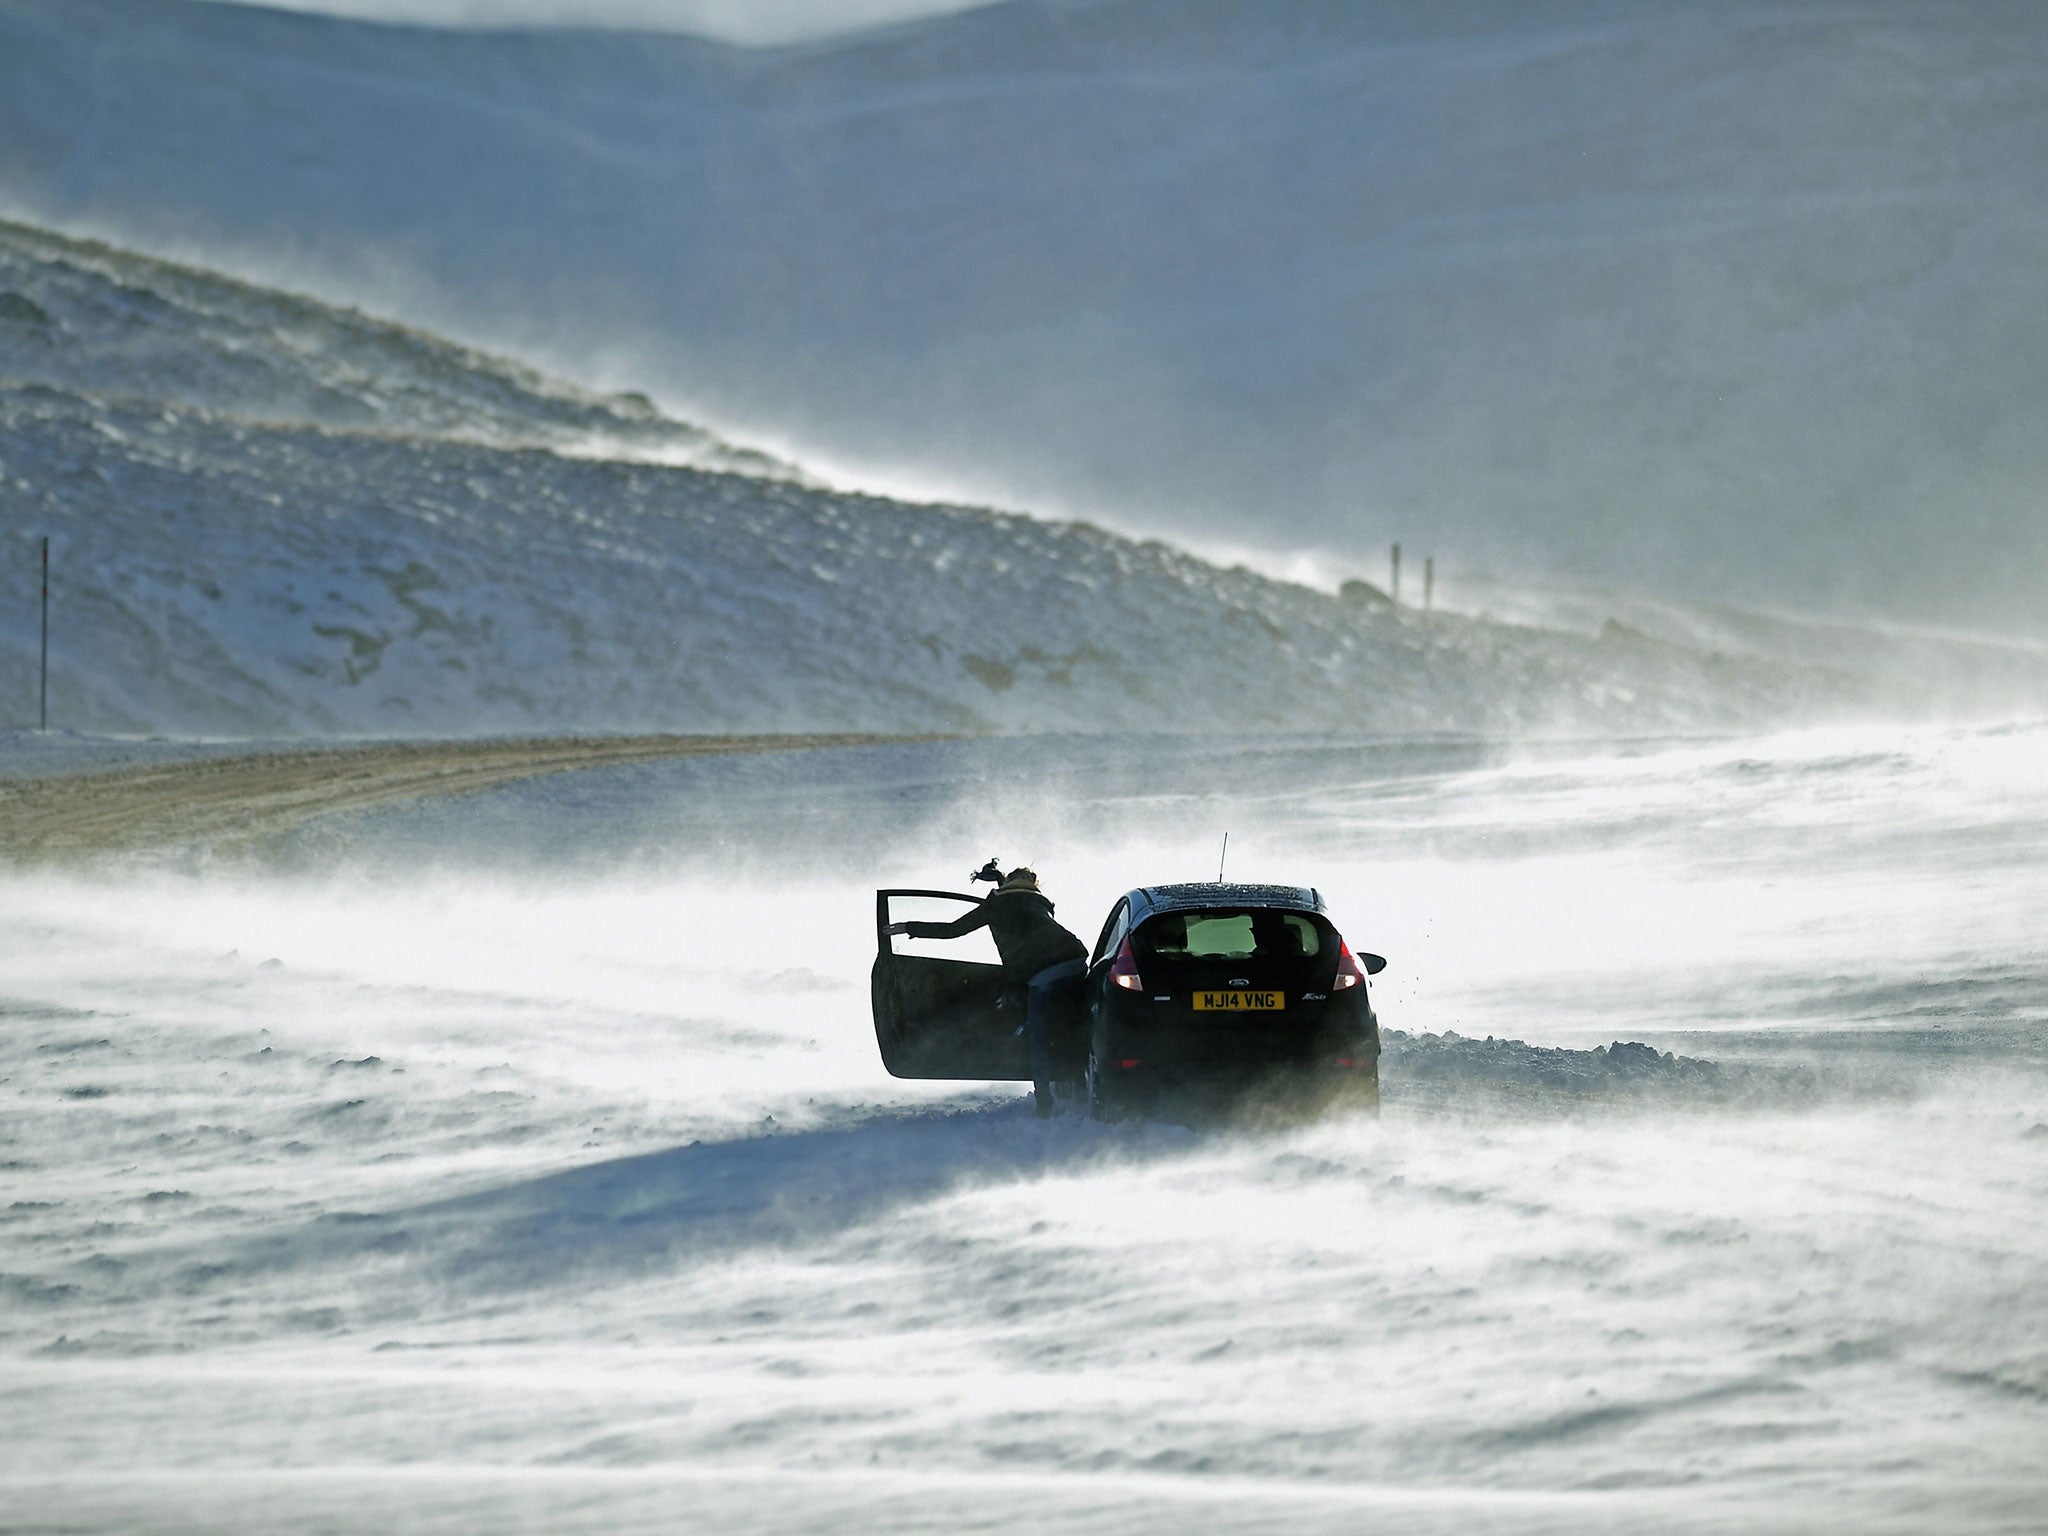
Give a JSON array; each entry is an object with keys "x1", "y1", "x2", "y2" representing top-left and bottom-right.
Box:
[{"x1": 1086, "y1": 1051, "x2": 1123, "y2": 1123}]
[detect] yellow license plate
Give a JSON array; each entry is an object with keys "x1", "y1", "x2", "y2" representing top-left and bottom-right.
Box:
[{"x1": 1193, "y1": 990, "x2": 1285, "y2": 1012}]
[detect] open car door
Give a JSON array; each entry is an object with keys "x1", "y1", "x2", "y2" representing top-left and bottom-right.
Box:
[{"x1": 871, "y1": 890, "x2": 1029, "y2": 1080}]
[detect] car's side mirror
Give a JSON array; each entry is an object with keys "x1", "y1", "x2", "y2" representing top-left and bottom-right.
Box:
[{"x1": 1362, "y1": 953, "x2": 1387, "y2": 975}]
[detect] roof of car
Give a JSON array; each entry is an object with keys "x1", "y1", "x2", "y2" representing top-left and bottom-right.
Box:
[{"x1": 1132, "y1": 882, "x2": 1325, "y2": 916}]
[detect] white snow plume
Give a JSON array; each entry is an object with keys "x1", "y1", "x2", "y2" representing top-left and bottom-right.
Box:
[
  {"x1": 4, "y1": 217, "x2": 2047, "y2": 737},
  {"x1": 3, "y1": 0, "x2": 2047, "y2": 631}
]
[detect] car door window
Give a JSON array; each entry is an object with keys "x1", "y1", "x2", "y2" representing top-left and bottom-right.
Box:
[
  {"x1": 885, "y1": 893, "x2": 1001, "y2": 965},
  {"x1": 1092, "y1": 901, "x2": 1129, "y2": 966}
]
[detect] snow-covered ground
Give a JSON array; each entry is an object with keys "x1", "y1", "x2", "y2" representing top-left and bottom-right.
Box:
[
  {"x1": 6, "y1": 217, "x2": 2045, "y2": 739},
  {"x1": 5, "y1": 5, "x2": 2043, "y2": 1529},
  {"x1": 3, "y1": 724, "x2": 2045, "y2": 1533},
  {"x1": 4, "y1": 0, "x2": 2045, "y2": 630}
]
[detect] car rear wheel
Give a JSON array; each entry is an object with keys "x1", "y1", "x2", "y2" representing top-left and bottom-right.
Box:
[{"x1": 1086, "y1": 1050, "x2": 1124, "y2": 1123}]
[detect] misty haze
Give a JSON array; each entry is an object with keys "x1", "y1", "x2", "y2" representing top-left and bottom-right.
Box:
[{"x1": 1, "y1": 3, "x2": 2044, "y2": 1534}]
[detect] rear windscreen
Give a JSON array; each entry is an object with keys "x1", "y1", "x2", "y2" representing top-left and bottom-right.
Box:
[{"x1": 1136, "y1": 909, "x2": 1324, "y2": 967}]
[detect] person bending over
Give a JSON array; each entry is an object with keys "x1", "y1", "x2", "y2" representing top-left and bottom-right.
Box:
[{"x1": 888, "y1": 862, "x2": 1086, "y2": 1116}]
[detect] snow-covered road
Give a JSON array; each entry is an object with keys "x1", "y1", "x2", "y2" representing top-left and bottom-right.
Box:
[
  {"x1": 0, "y1": 731, "x2": 941, "y2": 858},
  {"x1": 4, "y1": 726, "x2": 2045, "y2": 1533}
]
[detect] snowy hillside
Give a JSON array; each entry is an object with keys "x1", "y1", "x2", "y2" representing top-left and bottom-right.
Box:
[
  {"x1": 2, "y1": 0, "x2": 2045, "y2": 632},
  {"x1": 0, "y1": 220, "x2": 801, "y2": 480},
  {"x1": 9, "y1": 216, "x2": 2042, "y2": 738}
]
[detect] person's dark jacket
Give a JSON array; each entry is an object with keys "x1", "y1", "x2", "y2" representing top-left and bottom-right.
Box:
[{"x1": 905, "y1": 888, "x2": 1087, "y2": 979}]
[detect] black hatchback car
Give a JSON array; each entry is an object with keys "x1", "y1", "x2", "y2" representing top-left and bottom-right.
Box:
[{"x1": 871, "y1": 882, "x2": 1384, "y2": 1119}]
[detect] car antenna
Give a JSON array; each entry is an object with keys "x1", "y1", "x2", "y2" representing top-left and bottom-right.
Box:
[{"x1": 1216, "y1": 832, "x2": 1229, "y2": 884}]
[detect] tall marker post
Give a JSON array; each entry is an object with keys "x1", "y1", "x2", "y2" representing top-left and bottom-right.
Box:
[
  {"x1": 39, "y1": 536, "x2": 49, "y2": 731},
  {"x1": 1390, "y1": 542, "x2": 1402, "y2": 606}
]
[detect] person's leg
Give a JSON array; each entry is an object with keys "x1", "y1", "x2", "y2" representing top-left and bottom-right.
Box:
[
  {"x1": 1025, "y1": 973, "x2": 1056, "y2": 1116},
  {"x1": 1025, "y1": 959, "x2": 1085, "y2": 1118}
]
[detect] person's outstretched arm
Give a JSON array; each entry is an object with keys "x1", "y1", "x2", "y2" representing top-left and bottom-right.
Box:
[{"x1": 888, "y1": 902, "x2": 992, "y2": 940}]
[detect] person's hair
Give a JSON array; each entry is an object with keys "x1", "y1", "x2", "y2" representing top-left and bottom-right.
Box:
[{"x1": 999, "y1": 867, "x2": 1040, "y2": 891}]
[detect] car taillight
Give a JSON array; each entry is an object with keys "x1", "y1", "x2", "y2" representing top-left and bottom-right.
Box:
[
  {"x1": 1332, "y1": 941, "x2": 1367, "y2": 992},
  {"x1": 1110, "y1": 936, "x2": 1144, "y2": 992}
]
